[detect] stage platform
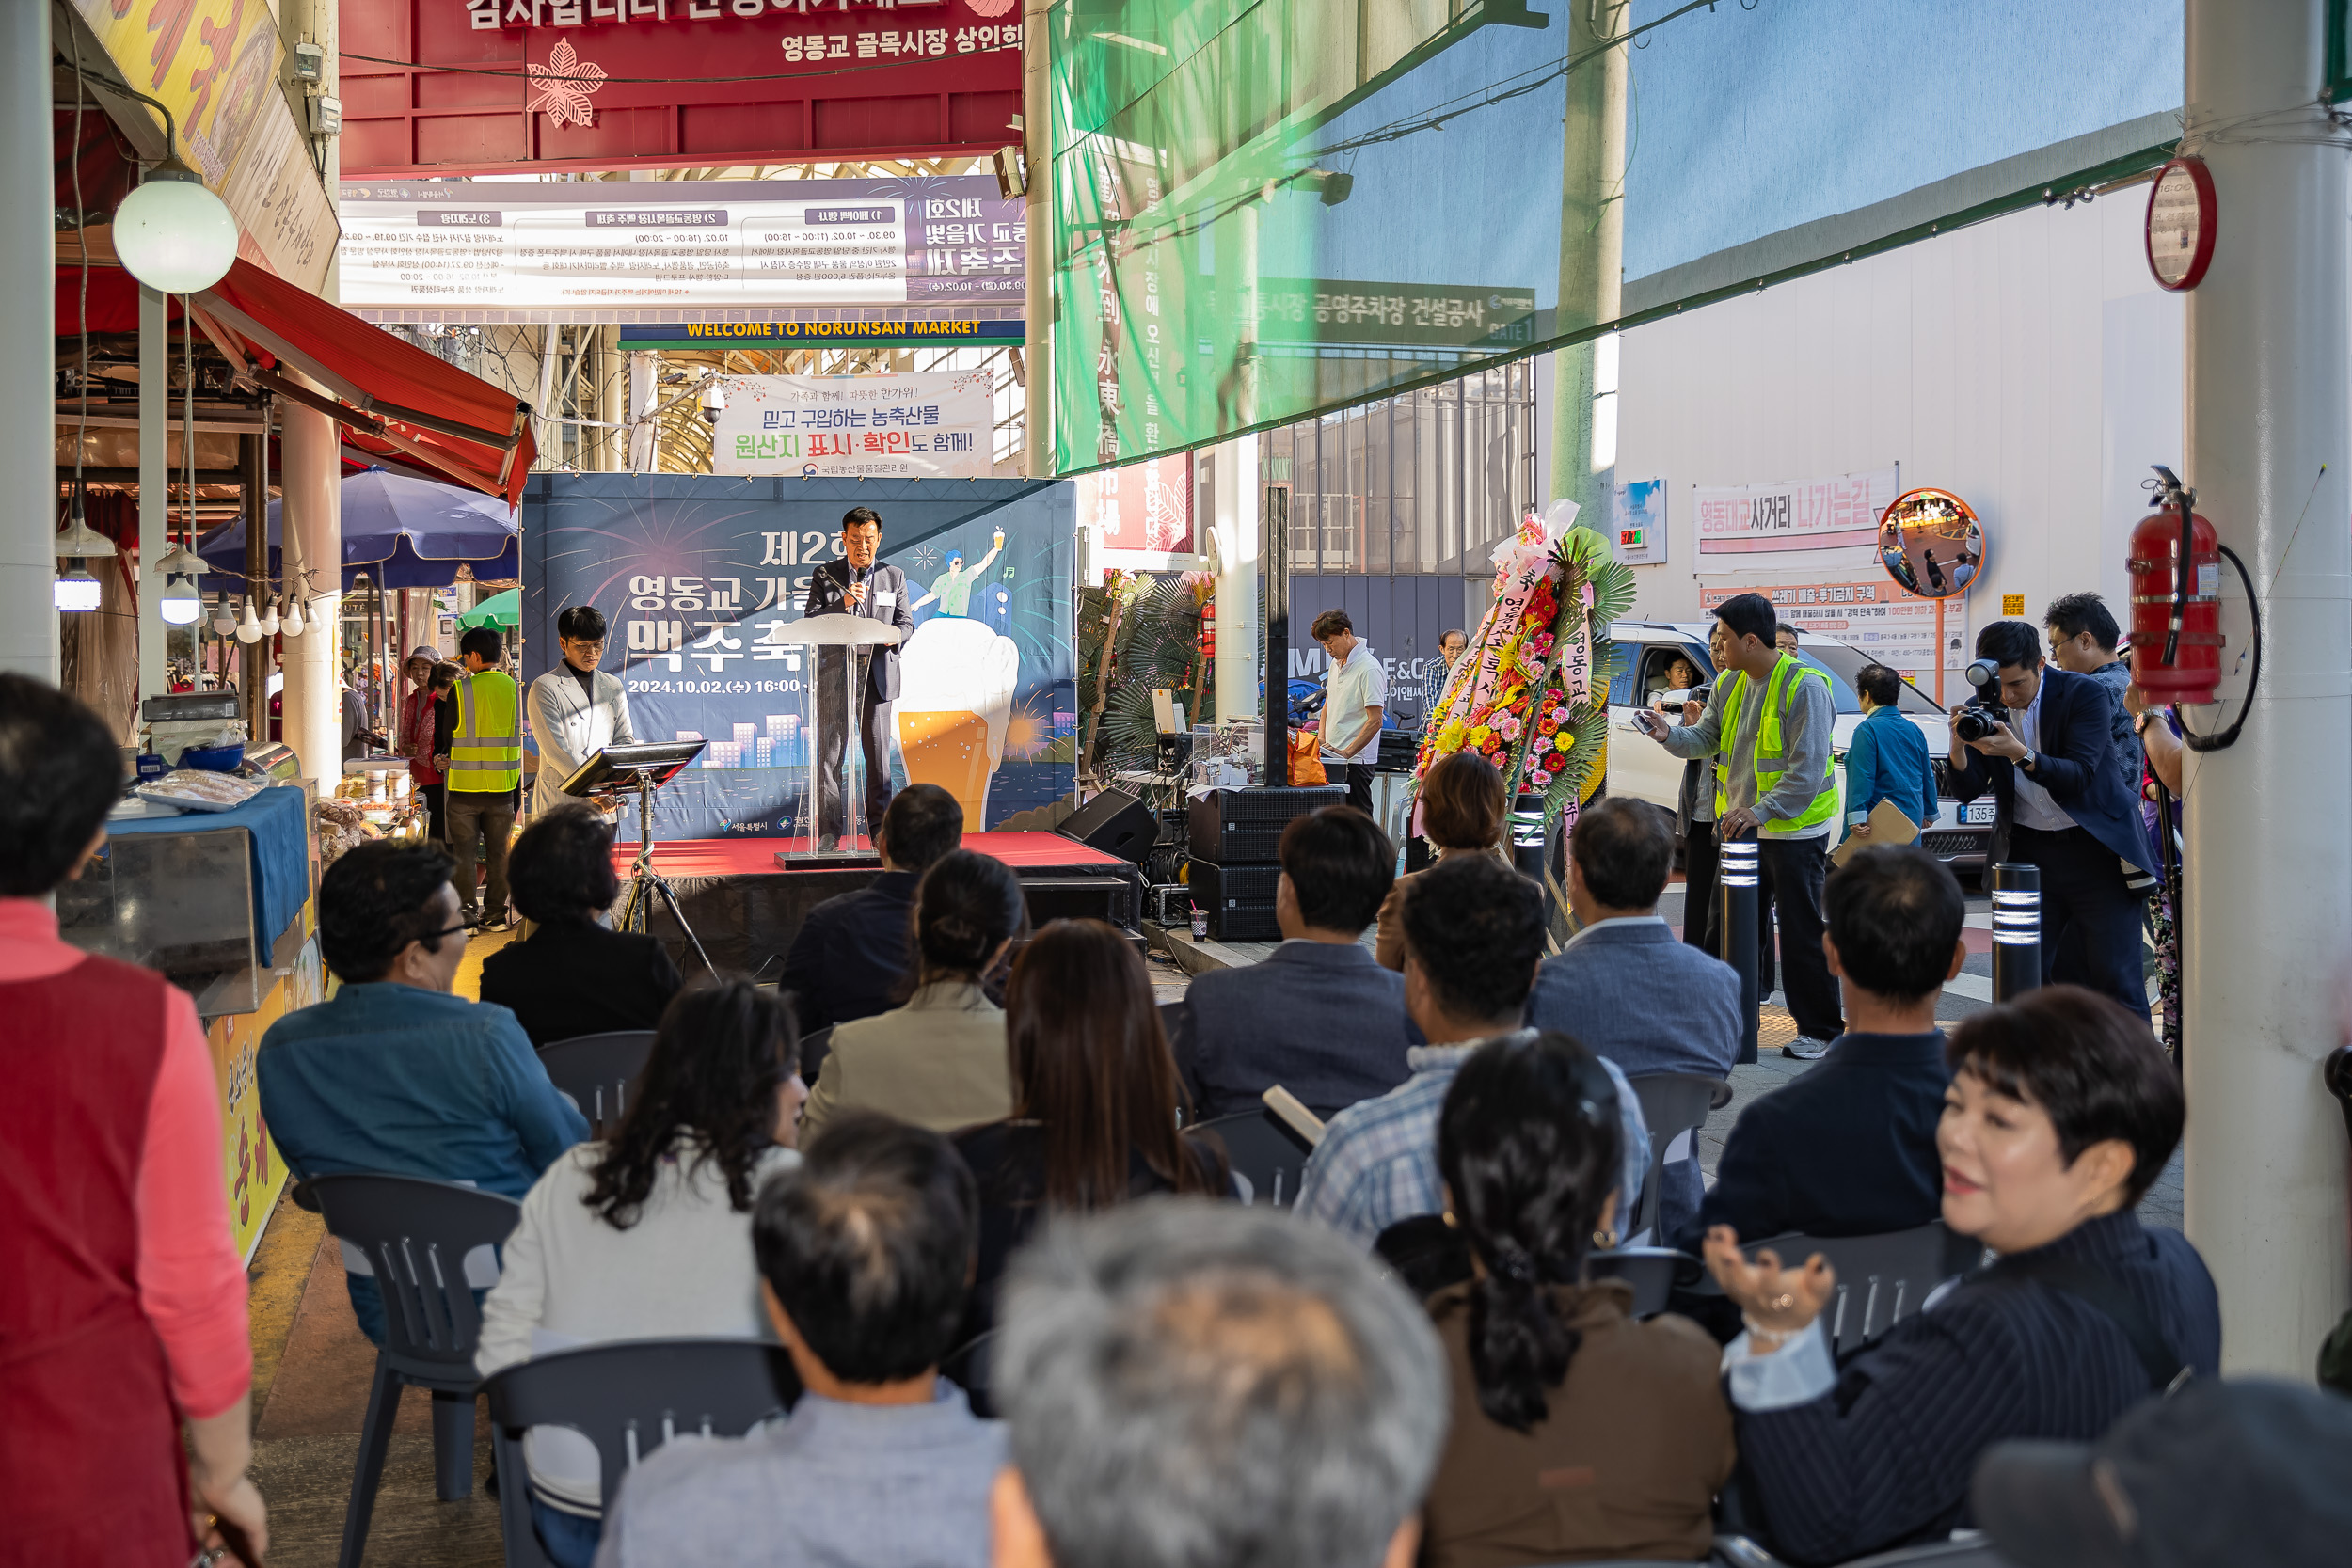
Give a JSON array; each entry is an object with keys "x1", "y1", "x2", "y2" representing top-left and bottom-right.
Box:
[{"x1": 615, "y1": 832, "x2": 1142, "y2": 977}]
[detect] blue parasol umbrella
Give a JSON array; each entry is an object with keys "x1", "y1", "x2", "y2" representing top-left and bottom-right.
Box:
[{"x1": 197, "y1": 467, "x2": 519, "y2": 594}]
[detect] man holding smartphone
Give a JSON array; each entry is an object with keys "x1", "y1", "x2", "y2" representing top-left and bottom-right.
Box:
[{"x1": 1632, "y1": 593, "x2": 1844, "y2": 1058}]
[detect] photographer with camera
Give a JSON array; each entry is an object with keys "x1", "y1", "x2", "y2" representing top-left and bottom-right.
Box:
[
  {"x1": 1947, "y1": 621, "x2": 2154, "y2": 1019},
  {"x1": 1635, "y1": 594, "x2": 1843, "y2": 1058}
]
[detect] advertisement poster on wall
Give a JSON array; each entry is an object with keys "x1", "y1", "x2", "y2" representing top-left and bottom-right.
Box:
[
  {"x1": 1081, "y1": 454, "x2": 1197, "y2": 570},
  {"x1": 1701, "y1": 579, "x2": 1966, "y2": 678},
  {"x1": 523, "y1": 475, "x2": 1076, "y2": 838},
  {"x1": 711, "y1": 372, "x2": 998, "y2": 479},
  {"x1": 1692, "y1": 466, "x2": 1901, "y2": 576}
]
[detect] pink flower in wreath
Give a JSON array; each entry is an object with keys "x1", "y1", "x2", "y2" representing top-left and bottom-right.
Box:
[{"x1": 1493, "y1": 711, "x2": 1522, "y2": 742}]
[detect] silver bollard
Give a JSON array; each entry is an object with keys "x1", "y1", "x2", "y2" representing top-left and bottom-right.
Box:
[
  {"x1": 1990, "y1": 862, "x2": 2042, "y2": 1002},
  {"x1": 1720, "y1": 837, "x2": 1761, "y2": 1064}
]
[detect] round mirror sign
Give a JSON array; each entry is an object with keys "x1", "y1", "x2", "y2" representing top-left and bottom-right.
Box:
[
  {"x1": 1877, "y1": 488, "x2": 1985, "y2": 600},
  {"x1": 2145, "y1": 157, "x2": 2217, "y2": 292}
]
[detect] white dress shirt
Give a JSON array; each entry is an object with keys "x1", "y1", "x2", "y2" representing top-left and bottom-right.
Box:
[{"x1": 2010, "y1": 678, "x2": 2075, "y2": 832}]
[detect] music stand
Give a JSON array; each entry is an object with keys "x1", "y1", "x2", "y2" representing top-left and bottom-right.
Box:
[{"x1": 562, "y1": 739, "x2": 713, "y2": 974}]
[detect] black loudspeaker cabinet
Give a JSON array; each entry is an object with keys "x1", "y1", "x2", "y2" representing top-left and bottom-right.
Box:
[
  {"x1": 1057, "y1": 788, "x2": 1158, "y2": 864},
  {"x1": 1188, "y1": 862, "x2": 1283, "y2": 942},
  {"x1": 1187, "y1": 785, "x2": 1346, "y2": 864}
]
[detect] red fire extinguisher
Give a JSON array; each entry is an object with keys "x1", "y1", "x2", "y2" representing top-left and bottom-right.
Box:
[{"x1": 2127, "y1": 466, "x2": 2223, "y2": 707}]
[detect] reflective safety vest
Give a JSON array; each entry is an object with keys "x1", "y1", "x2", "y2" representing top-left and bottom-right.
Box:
[
  {"x1": 1715, "y1": 654, "x2": 1836, "y2": 835},
  {"x1": 448, "y1": 671, "x2": 522, "y2": 794}
]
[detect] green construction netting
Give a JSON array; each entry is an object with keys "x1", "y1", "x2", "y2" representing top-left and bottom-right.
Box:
[{"x1": 1047, "y1": 0, "x2": 2186, "y2": 476}]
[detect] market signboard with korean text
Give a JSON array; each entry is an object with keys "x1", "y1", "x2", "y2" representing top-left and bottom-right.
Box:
[
  {"x1": 1255, "y1": 280, "x2": 1540, "y2": 350},
  {"x1": 711, "y1": 372, "x2": 997, "y2": 479},
  {"x1": 1692, "y1": 467, "x2": 1902, "y2": 577},
  {"x1": 342, "y1": 1, "x2": 1023, "y2": 176},
  {"x1": 1700, "y1": 579, "x2": 1964, "y2": 678},
  {"x1": 340, "y1": 176, "x2": 1023, "y2": 319},
  {"x1": 618, "y1": 319, "x2": 1023, "y2": 351}
]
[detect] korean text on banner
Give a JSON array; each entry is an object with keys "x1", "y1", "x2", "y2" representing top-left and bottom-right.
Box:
[
  {"x1": 714, "y1": 372, "x2": 996, "y2": 480},
  {"x1": 1702, "y1": 579, "x2": 1965, "y2": 677},
  {"x1": 1082, "y1": 455, "x2": 1195, "y2": 561},
  {"x1": 1692, "y1": 467, "x2": 1901, "y2": 576}
]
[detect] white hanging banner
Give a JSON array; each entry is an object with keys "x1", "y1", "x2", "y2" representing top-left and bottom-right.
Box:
[
  {"x1": 711, "y1": 372, "x2": 996, "y2": 479},
  {"x1": 1692, "y1": 466, "x2": 1900, "y2": 577}
]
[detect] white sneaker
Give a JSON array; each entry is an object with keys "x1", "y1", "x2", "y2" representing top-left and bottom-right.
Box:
[{"x1": 1783, "y1": 1036, "x2": 1832, "y2": 1061}]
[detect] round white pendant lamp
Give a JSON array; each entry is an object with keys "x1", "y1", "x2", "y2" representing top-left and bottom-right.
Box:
[
  {"x1": 153, "y1": 542, "x2": 205, "y2": 626},
  {"x1": 281, "y1": 596, "x2": 307, "y2": 639},
  {"x1": 55, "y1": 567, "x2": 102, "y2": 613},
  {"x1": 236, "y1": 596, "x2": 263, "y2": 643},
  {"x1": 113, "y1": 157, "x2": 239, "y2": 295}
]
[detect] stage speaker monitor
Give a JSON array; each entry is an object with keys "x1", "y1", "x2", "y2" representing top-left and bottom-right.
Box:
[
  {"x1": 1057, "y1": 788, "x2": 1158, "y2": 864},
  {"x1": 1186, "y1": 784, "x2": 1348, "y2": 865}
]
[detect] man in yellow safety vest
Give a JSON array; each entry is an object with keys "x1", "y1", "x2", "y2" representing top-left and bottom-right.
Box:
[
  {"x1": 1632, "y1": 593, "x2": 1845, "y2": 1058},
  {"x1": 434, "y1": 626, "x2": 523, "y2": 930}
]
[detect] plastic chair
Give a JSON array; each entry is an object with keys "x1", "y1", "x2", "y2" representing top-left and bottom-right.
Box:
[
  {"x1": 1627, "y1": 1074, "x2": 1734, "y2": 1242},
  {"x1": 1588, "y1": 1246, "x2": 1699, "y2": 1319},
  {"x1": 483, "y1": 1338, "x2": 802, "y2": 1568},
  {"x1": 1193, "y1": 1107, "x2": 1314, "y2": 1209},
  {"x1": 1746, "y1": 1223, "x2": 1987, "y2": 1357},
  {"x1": 940, "y1": 1329, "x2": 1000, "y2": 1419},
  {"x1": 1830, "y1": 1534, "x2": 2015, "y2": 1568},
  {"x1": 537, "y1": 1030, "x2": 656, "y2": 1136},
  {"x1": 308, "y1": 1173, "x2": 524, "y2": 1568},
  {"x1": 798, "y1": 1024, "x2": 834, "y2": 1088}
]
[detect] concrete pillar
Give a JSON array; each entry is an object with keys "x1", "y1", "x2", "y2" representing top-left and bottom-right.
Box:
[
  {"x1": 1548, "y1": 1, "x2": 1628, "y2": 517},
  {"x1": 1023, "y1": 0, "x2": 1052, "y2": 477},
  {"x1": 137, "y1": 285, "x2": 167, "y2": 703},
  {"x1": 281, "y1": 378, "x2": 342, "y2": 781},
  {"x1": 0, "y1": 3, "x2": 55, "y2": 680},
  {"x1": 1208, "y1": 434, "x2": 1261, "y2": 725},
  {"x1": 2181, "y1": 0, "x2": 2352, "y2": 1376}
]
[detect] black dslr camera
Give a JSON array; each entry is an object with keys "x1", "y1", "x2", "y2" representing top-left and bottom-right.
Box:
[{"x1": 1953, "y1": 658, "x2": 2010, "y2": 743}]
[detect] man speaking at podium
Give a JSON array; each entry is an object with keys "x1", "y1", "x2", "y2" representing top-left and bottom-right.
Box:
[{"x1": 804, "y1": 506, "x2": 915, "y2": 850}]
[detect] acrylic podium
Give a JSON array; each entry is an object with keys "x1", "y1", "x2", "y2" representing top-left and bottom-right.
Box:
[{"x1": 774, "y1": 611, "x2": 902, "y2": 868}]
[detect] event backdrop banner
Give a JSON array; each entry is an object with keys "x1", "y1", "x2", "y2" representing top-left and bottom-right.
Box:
[
  {"x1": 1701, "y1": 579, "x2": 1965, "y2": 678},
  {"x1": 339, "y1": 175, "x2": 1023, "y2": 315},
  {"x1": 712, "y1": 372, "x2": 997, "y2": 480},
  {"x1": 1692, "y1": 467, "x2": 1901, "y2": 577},
  {"x1": 523, "y1": 475, "x2": 1076, "y2": 840}
]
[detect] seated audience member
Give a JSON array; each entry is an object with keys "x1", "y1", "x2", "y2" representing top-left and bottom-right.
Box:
[
  {"x1": 1295, "y1": 853, "x2": 1649, "y2": 1243},
  {"x1": 478, "y1": 804, "x2": 683, "y2": 1046},
  {"x1": 779, "y1": 783, "x2": 963, "y2": 1032},
  {"x1": 954, "y1": 919, "x2": 1228, "y2": 1340},
  {"x1": 0, "y1": 674, "x2": 266, "y2": 1564},
  {"x1": 1527, "y1": 797, "x2": 1739, "y2": 1242},
  {"x1": 990, "y1": 1201, "x2": 1448, "y2": 1568},
  {"x1": 1680, "y1": 845, "x2": 1969, "y2": 1253},
  {"x1": 1838, "y1": 662, "x2": 1940, "y2": 845},
  {"x1": 1179, "y1": 805, "x2": 1415, "y2": 1120},
  {"x1": 258, "y1": 840, "x2": 589, "y2": 1343},
  {"x1": 1375, "y1": 751, "x2": 1508, "y2": 971},
  {"x1": 479, "y1": 980, "x2": 805, "y2": 1568},
  {"x1": 802, "y1": 849, "x2": 1027, "y2": 1141},
  {"x1": 1420, "y1": 1032, "x2": 1733, "y2": 1568},
  {"x1": 594, "y1": 1113, "x2": 1001, "y2": 1568},
  {"x1": 1706, "y1": 986, "x2": 2218, "y2": 1565}
]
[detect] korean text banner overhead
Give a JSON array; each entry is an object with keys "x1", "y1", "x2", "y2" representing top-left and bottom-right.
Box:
[
  {"x1": 340, "y1": 176, "x2": 1023, "y2": 319},
  {"x1": 1048, "y1": 0, "x2": 2183, "y2": 475},
  {"x1": 712, "y1": 372, "x2": 997, "y2": 479}
]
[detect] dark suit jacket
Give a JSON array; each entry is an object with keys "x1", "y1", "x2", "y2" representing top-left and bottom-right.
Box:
[
  {"x1": 475, "y1": 918, "x2": 683, "y2": 1048},
  {"x1": 1947, "y1": 664, "x2": 2147, "y2": 872},
  {"x1": 803, "y1": 559, "x2": 915, "y2": 701},
  {"x1": 1176, "y1": 942, "x2": 1416, "y2": 1121},
  {"x1": 777, "y1": 870, "x2": 919, "y2": 1033},
  {"x1": 1527, "y1": 920, "x2": 1740, "y2": 1243},
  {"x1": 1678, "y1": 1030, "x2": 1949, "y2": 1253}
]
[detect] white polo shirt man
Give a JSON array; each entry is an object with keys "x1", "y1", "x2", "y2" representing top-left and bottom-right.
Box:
[{"x1": 1312, "y1": 611, "x2": 1386, "y2": 816}]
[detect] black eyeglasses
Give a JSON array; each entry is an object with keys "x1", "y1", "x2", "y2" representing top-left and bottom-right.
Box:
[{"x1": 424, "y1": 921, "x2": 470, "y2": 941}]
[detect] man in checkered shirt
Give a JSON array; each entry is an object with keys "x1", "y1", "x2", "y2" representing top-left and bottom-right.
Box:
[{"x1": 1294, "y1": 852, "x2": 1650, "y2": 1241}]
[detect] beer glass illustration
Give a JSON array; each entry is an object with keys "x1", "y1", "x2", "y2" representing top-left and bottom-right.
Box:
[{"x1": 896, "y1": 615, "x2": 1022, "y2": 824}]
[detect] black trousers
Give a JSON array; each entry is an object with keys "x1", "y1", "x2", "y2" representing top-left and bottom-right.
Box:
[
  {"x1": 1339, "y1": 760, "x2": 1373, "y2": 816},
  {"x1": 2012, "y1": 823, "x2": 2150, "y2": 1021},
  {"x1": 815, "y1": 649, "x2": 894, "y2": 840},
  {"x1": 1756, "y1": 834, "x2": 1844, "y2": 1041},
  {"x1": 421, "y1": 782, "x2": 446, "y2": 846}
]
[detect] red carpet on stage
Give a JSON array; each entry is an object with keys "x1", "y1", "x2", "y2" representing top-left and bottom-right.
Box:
[{"x1": 614, "y1": 831, "x2": 1127, "y2": 879}]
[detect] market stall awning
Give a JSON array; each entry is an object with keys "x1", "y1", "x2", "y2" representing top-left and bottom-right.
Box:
[
  {"x1": 197, "y1": 467, "x2": 519, "y2": 593},
  {"x1": 458, "y1": 588, "x2": 519, "y2": 631},
  {"x1": 192, "y1": 260, "x2": 534, "y2": 510}
]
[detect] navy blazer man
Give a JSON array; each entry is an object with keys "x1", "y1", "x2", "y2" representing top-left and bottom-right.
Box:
[
  {"x1": 803, "y1": 508, "x2": 915, "y2": 842},
  {"x1": 1174, "y1": 806, "x2": 1416, "y2": 1123},
  {"x1": 1947, "y1": 628, "x2": 2152, "y2": 1017}
]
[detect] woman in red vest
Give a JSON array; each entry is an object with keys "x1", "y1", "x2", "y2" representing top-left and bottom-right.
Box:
[{"x1": 0, "y1": 674, "x2": 266, "y2": 1562}]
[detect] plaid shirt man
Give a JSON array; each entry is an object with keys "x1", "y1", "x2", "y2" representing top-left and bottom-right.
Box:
[{"x1": 1294, "y1": 1028, "x2": 1653, "y2": 1242}]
